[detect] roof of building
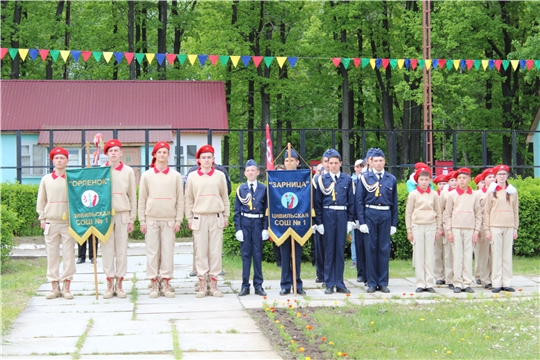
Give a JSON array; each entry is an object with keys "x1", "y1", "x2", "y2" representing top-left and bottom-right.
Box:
[
  {"x1": 1, "y1": 80, "x2": 228, "y2": 135},
  {"x1": 36, "y1": 127, "x2": 174, "y2": 145}
]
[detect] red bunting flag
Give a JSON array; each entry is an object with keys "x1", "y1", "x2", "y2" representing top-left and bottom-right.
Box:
[
  {"x1": 0, "y1": 48, "x2": 7, "y2": 59},
  {"x1": 266, "y1": 124, "x2": 274, "y2": 170},
  {"x1": 382, "y1": 58, "x2": 389, "y2": 69},
  {"x1": 438, "y1": 59, "x2": 447, "y2": 69},
  {"x1": 332, "y1": 58, "x2": 341, "y2": 68},
  {"x1": 82, "y1": 51, "x2": 92, "y2": 62},
  {"x1": 353, "y1": 58, "x2": 360, "y2": 68},
  {"x1": 466, "y1": 60, "x2": 473, "y2": 70},
  {"x1": 166, "y1": 54, "x2": 176, "y2": 65},
  {"x1": 494, "y1": 60, "x2": 502, "y2": 71},
  {"x1": 252, "y1": 56, "x2": 263, "y2": 68},
  {"x1": 124, "y1": 52, "x2": 134, "y2": 64},
  {"x1": 39, "y1": 49, "x2": 49, "y2": 61},
  {"x1": 411, "y1": 59, "x2": 418, "y2": 70},
  {"x1": 209, "y1": 55, "x2": 219, "y2": 66},
  {"x1": 526, "y1": 60, "x2": 534, "y2": 70}
]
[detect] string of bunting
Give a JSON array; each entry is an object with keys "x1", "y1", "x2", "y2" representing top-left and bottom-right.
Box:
[{"x1": 1, "y1": 47, "x2": 539, "y2": 71}]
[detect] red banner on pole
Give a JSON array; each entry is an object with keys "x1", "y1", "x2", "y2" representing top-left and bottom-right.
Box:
[{"x1": 266, "y1": 124, "x2": 274, "y2": 170}]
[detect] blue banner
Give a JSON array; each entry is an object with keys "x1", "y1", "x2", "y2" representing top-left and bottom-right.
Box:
[{"x1": 267, "y1": 170, "x2": 312, "y2": 246}]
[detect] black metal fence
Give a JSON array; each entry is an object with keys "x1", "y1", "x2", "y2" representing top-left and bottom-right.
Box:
[{"x1": 2, "y1": 127, "x2": 538, "y2": 183}]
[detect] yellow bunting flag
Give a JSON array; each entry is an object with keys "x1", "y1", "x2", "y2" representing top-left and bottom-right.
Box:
[
  {"x1": 453, "y1": 60, "x2": 460, "y2": 70},
  {"x1": 370, "y1": 58, "x2": 376, "y2": 69},
  {"x1": 276, "y1": 57, "x2": 287, "y2": 68},
  {"x1": 510, "y1": 60, "x2": 519, "y2": 70},
  {"x1": 482, "y1": 60, "x2": 489, "y2": 70},
  {"x1": 188, "y1": 54, "x2": 197, "y2": 65},
  {"x1": 60, "y1": 50, "x2": 70, "y2": 62},
  {"x1": 398, "y1": 59, "x2": 405, "y2": 69},
  {"x1": 230, "y1": 56, "x2": 240, "y2": 68},
  {"x1": 18, "y1": 49, "x2": 29, "y2": 61},
  {"x1": 145, "y1": 53, "x2": 155, "y2": 64},
  {"x1": 103, "y1": 52, "x2": 113, "y2": 63},
  {"x1": 425, "y1": 59, "x2": 432, "y2": 70}
]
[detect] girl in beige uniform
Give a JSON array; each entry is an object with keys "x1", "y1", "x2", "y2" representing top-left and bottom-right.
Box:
[
  {"x1": 473, "y1": 168, "x2": 495, "y2": 289},
  {"x1": 484, "y1": 165, "x2": 519, "y2": 293}
]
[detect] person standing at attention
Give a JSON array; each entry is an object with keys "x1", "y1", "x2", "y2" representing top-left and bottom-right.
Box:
[
  {"x1": 234, "y1": 160, "x2": 268, "y2": 297},
  {"x1": 36, "y1": 147, "x2": 76, "y2": 300},
  {"x1": 101, "y1": 139, "x2": 137, "y2": 299},
  {"x1": 138, "y1": 142, "x2": 184, "y2": 299}
]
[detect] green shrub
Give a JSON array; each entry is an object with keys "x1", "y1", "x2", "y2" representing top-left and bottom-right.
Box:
[
  {"x1": 0, "y1": 182, "x2": 41, "y2": 236},
  {"x1": 1, "y1": 205, "x2": 20, "y2": 270}
]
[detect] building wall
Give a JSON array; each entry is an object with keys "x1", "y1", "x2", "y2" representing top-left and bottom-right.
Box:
[{"x1": 1, "y1": 133, "x2": 44, "y2": 185}]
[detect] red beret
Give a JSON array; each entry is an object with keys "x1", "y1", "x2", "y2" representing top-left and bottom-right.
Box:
[
  {"x1": 481, "y1": 168, "x2": 495, "y2": 177},
  {"x1": 433, "y1": 175, "x2": 447, "y2": 184},
  {"x1": 152, "y1": 142, "x2": 170, "y2": 156},
  {"x1": 457, "y1": 167, "x2": 471, "y2": 175},
  {"x1": 413, "y1": 166, "x2": 432, "y2": 183},
  {"x1": 49, "y1": 147, "x2": 69, "y2": 160},
  {"x1": 196, "y1": 145, "x2": 215, "y2": 159},
  {"x1": 494, "y1": 164, "x2": 510, "y2": 174},
  {"x1": 448, "y1": 170, "x2": 459, "y2": 180},
  {"x1": 474, "y1": 173, "x2": 485, "y2": 184},
  {"x1": 414, "y1": 162, "x2": 429, "y2": 170},
  {"x1": 104, "y1": 139, "x2": 122, "y2": 153}
]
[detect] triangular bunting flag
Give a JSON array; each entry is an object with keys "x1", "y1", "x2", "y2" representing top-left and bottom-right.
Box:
[
  {"x1": 404, "y1": 58, "x2": 411, "y2": 70},
  {"x1": 361, "y1": 58, "x2": 370, "y2": 68},
  {"x1": 381, "y1": 58, "x2": 389, "y2": 69},
  {"x1": 519, "y1": 59, "x2": 526, "y2": 70},
  {"x1": 370, "y1": 58, "x2": 376, "y2": 69},
  {"x1": 264, "y1": 56, "x2": 274, "y2": 68},
  {"x1": 0, "y1": 48, "x2": 8, "y2": 60},
  {"x1": 510, "y1": 59, "x2": 518, "y2": 70},
  {"x1": 166, "y1": 54, "x2": 176, "y2": 65},
  {"x1": 71, "y1": 50, "x2": 81, "y2": 63},
  {"x1": 432, "y1": 59, "x2": 438, "y2": 70},
  {"x1": 474, "y1": 60, "x2": 481, "y2": 70},
  {"x1": 288, "y1": 57, "x2": 298, "y2": 68},
  {"x1": 197, "y1": 54, "x2": 208, "y2": 66},
  {"x1": 145, "y1": 53, "x2": 155, "y2": 64},
  {"x1": 390, "y1": 58, "x2": 397, "y2": 69},
  {"x1": 502, "y1": 60, "x2": 509, "y2": 70},
  {"x1": 342, "y1": 58, "x2": 351, "y2": 69},
  {"x1": 82, "y1": 51, "x2": 92, "y2": 62},
  {"x1": 526, "y1": 60, "x2": 534, "y2": 70},
  {"x1": 492, "y1": 60, "x2": 498, "y2": 70},
  {"x1": 18, "y1": 48, "x2": 29, "y2": 61},
  {"x1": 39, "y1": 49, "x2": 49, "y2": 61},
  {"x1": 114, "y1": 52, "x2": 124, "y2": 64},
  {"x1": 453, "y1": 59, "x2": 460, "y2": 70},
  {"x1": 209, "y1": 55, "x2": 219, "y2": 66},
  {"x1": 187, "y1": 54, "x2": 197, "y2": 65},
  {"x1": 438, "y1": 59, "x2": 446, "y2": 69},
  {"x1": 535, "y1": 60, "x2": 540, "y2": 70},
  {"x1": 411, "y1": 59, "x2": 418, "y2": 70},
  {"x1": 135, "y1": 53, "x2": 145, "y2": 64},
  {"x1": 219, "y1": 55, "x2": 229, "y2": 66},
  {"x1": 353, "y1": 58, "x2": 361, "y2": 68},
  {"x1": 425, "y1": 59, "x2": 432, "y2": 70},
  {"x1": 446, "y1": 59, "x2": 454, "y2": 70},
  {"x1": 156, "y1": 53, "x2": 166, "y2": 66},
  {"x1": 241, "y1": 55, "x2": 251, "y2": 67},
  {"x1": 460, "y1": 59, "x2": 466, "y2": 70},
  {"x1": 93, "y1": 51, "x2": 103, "y2": 62},
  {"x1": 466, "y1": 59, "x2": 473, "y2": 70},
  {"x1": 375, "y1": 58, "x2": 382, "y2": 69},
  {"x1": 177, "y1": 54, "x2": 187, "y2": 65},
  {"x1": 124, "y1": 52, "x2": 134, "y2": 64},
  {"x1": 481, "y1": 60, "x2": 489, "y2": 70},
  {"x1": 29, "y1": 49, "x2": 39, "y2": 61},
  {"x1": 103, "y1": 52, "x2": 113, "y2": 63},
  {"x1": 50, "y1": 50, "x2": 60, "y2": 62},
  {"x1": 276, "y1": 57, "x2": 287, "y2": 68},
  {"x1": 230, "y1": 56, "x2": 240, "y2": 67},
  {"x1": 418, "y1": 59, "x2": 425, "y2": 70},
  {"x1": 397, "y1": 59, "x2": 405, "y2": 69},
  {"x1": 252, "y1": 56, "x2": 263, "y2": 68},
  {"x1": 9, "y1": 48, "x2": 18, "y2": 60},
  {"x1": 332, "y1": 58, "x2": 341, "y2": 68},
  {"x1": 60, "y1": 50, "x2": 70, "y2": 62}
]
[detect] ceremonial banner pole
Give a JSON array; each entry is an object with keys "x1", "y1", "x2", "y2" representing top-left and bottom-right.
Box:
[
  {"x1": 85, "y1": 142, "x2": 99, "y2": 300},
  {"x1": 285, "y1": 143, "x2": 297, "y2": 295}
]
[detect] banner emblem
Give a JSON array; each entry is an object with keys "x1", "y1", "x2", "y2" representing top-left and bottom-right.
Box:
[
  {"x1": 281, "y1": 192, "x2": 298, "y2": 209},
  {"x1": 82, "y1": 190, "x2": 99, "y2": 207}
]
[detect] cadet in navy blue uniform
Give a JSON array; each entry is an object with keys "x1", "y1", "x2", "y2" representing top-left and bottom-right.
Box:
[
  {"x1": 356, "y1": 148, "x2": 398, "y2": 293},
  {"x1": 314, "y1": 149, "x2": 355, "y2": 294},
  {"x1": 234, "y1": 160, "x2": 269, "y2": 296},
  {"x1": 279, "y1": 149, "x2": 306, "y2": 296},
  {"x1": 312, "y1": 151, "x2": 331, "y2": 285}
]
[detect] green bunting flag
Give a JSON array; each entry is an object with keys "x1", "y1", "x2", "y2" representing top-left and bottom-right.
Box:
[{"x1": 66, "y1": 167, "x2": 113, "y2": 245}]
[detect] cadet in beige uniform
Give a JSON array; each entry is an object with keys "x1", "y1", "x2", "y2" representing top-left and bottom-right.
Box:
[
  {"x1": 443, "y1": 168, "x2": 482, "y2": 293},
  {"x1": 185, "y1": 145, "x2": 230, "y2": 298},
  {"x1": 406, "y1": 166, "x2": 442, "y2": 293},
  {"x1": 484, "y1": 165, "x2": 519, "y2": 293},
  {"x1": 101, "y1": 140, "x2": 137, "y2": 299},
  {"x1": 138, "y1": 142, "x2": 184, "y2": 298},
  {"x1": 439, "y1": 171, "x2": 457, "y2": 289},
  {"x1": 432, "y1": 174, "x2": 448, "y2": 285},
  {"x1": 473, "y1": 168, "x2": 495, "y2": 289},
  {"x1": 36, "y1": 147, "x2": 76, "y2": 300}
]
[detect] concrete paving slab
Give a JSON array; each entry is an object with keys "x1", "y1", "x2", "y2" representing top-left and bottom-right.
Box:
[
  {"x1": 81, "y1": 333, "x2": 174, "y2": 354},
  {"x1": 88, "y1": 320, "x2": 172, "y2": 336},
  {"x1": 80, "y1": 356, "x2": 175, "y2": 360},
  {"x1": 177, "y1": 333, "x2": 274, "y2": 352},
  {"x1": 22, "y1": 301, "x2": 133, "y2": 314},
  {"x1": 2, "y1": 356, "x2": 72, "y2": 360},
  {"x1": 172, "y1": 317, "x2": 261, "y2": 334},
  {"x1": 136, "y1": 310, "x2": 250, "y2": 322},
  {"x1": 1, "y1": 337, "x2": 78, "y2": 356},
  {"x1": 136, "y1": 300, "x2": 244, "y2": 314},
  {"x1": 6, "y1": 315, "x2": 94, "y2": 339},
  {"x1": 182, "y1": 351, "x2": 282, "y2": 359}
]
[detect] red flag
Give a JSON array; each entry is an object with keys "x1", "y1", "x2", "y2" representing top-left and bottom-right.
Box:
[{"x1": 266, "y1": 124, "x2": 274, "y2": 170}]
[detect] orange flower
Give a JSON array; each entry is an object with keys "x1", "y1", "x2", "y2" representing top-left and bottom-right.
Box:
[
  {"x1": 346, "y1": 293, "x2": 351, "y2": 297},
  {"x1": 322, "y1": 337, "x2": 327, "y2": 341},
  {"x1": 298, "y1": 347, "x2": 305, "y2": 353},
  {"x1": 342, "y1": 353, "x2": 348, "y2": 357},
  {"x1": 289, "y1": 305, "x2": 293, "y2": 309},
  {"x1": 518, "y1": 288, "x2": 523, "y2": 292},
  {"x1": 410, "y1": 293, "x2": 414, "y2": 296},
  {"x1": 402, "y1": 292, "x2": 406, "y2": 296},
  {"x1": 303, "y1": 313, "x2": 307, "y2": 317},
  {"x1": 306, "y1": 325, "x2": 313, "y2": 330},
  {"x1": 263, "y1": 296, "x2": 267, "y2": 300}
]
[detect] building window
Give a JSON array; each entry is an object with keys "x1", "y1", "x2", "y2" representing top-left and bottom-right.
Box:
[
  {"x1": 21, "y1": 145, "x2": 46, "y2": 176},
  {"x1": 67, "y1": 148, "x2": 81, "y2": 168},
  {"x1": 187, "y1": 145, "x2": 197, "y2": 167}
]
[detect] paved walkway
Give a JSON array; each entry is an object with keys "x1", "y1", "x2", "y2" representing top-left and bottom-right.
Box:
[{"x1": 3, "y1": 244, "x2": 539, "y2": 359}]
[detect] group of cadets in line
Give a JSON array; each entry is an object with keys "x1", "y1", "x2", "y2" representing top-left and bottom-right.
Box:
[{"x1": 38, "y1": 141, "x2": 519, "y2": 300}]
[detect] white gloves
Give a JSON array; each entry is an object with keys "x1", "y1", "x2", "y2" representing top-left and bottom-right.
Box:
[
  {"x1": 347, "y1": 221, "x2": 354, "y2": 233},
  {"x1": 390, "y1": 226, "x2": 397, "y2": 236},
  {"x1": 262, "y1": 230, "x2": 269, "y2": 241},
  {"x1": 317, "y1": 224, "x2": 325, "y2": 235},
  {"x1": 506, "y1": 184, "x2": 517, "y2": 194},
  {"x1": 359, "y1": 224, "x2": 369, "y2": 233},
  {"x1": 311, "y1": 225, "x2": 318, "y2": 234},
  {"x1": 354, "y1": 220, "x2": 360, "y2": 230},
  {"x1": 235, "y1": 230, "x2": 244, "y2": 242}
]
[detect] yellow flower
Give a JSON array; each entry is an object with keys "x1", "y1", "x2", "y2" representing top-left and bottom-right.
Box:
[
  {"x1": 329, "y1": 341, "x2": 335, "y2": 345},
  {"x1": 334, "y1": 301, "x2": 338, "y2": 305},
  {"x1": 306, "y1": 357, "x2": 311, "y2": 360},
  {"x1": 297, "y1": 312, "x2": 301, "y2": 317},
  {"x1": 420, "y1": 318, "x2": 425, "y2": 321},
  {"x1": 280, "y1": 325, "x2": 284, "y2": 329},
  {"x1": 451, "y1": 327, "x2": 455, "y2": 332},
  {"x1": 447, "y1": 350, "x2": 452, "y2": 354},
  {"x1": 298, "y1": 347, "x2": 305, "y2": 353},
  {"x1": 338, "y1": 352, "x2": 342, "y2": 356},
  {"x1": 460, "y1": 338, "x2": 464, "y2": 341},
  {"x1": 494, "y1": 294, "x2": 499, "y2": 298},
  {"x1": 370, "y1": 321, "x2": 375, "y2": 325},
  {"x1": 275, "y1": 320, "x2": 280, "y2": 324},
  {"x1": 383, "y1": 298, "x2": 387, "y2": 301},
  {"x1": 485, "y1": 336, "x2": 490, "y2": 340}
]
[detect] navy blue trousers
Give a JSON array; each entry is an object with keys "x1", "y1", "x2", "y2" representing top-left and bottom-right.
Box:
[
  {"x1": 322, "y1": 209, "x2": 347, "y2": 288},
  {"x1": 279, "y1": 238, "x2": 303, "y2": 291},
  {"x1": 364, "y1": 208, "x2": 392, "y2": 287},
  {"x1": 354, "y1": 229, "x2": 367, "y2": 280},
  {"x1": 314, "y1": 232, "x2": 325, "y2": 281},
  {"x1": 239, "y1": 217, "x2": 264, "y2": 289}
]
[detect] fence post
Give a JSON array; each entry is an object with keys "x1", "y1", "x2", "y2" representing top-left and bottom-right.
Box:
[
  {"x1": 300, "y1": 129, "x2": 306, "y2": 168},
  {"x1": 239, "y1": 130, "x2": 244, "y2": 183},
  {"x1": 331, "y1": 130, "x2": 336, "y2": 149},
  {"x1": 144, "y1": 129, "x2": 149, "y2": 171},
  {"x1": 482, "y1": 131, "x2": 487, "y2": 169},
  {"x1": 452, "y1": 131, "x2": 457, "y2": 169},
  {"x1": 512, "y1": 131, "x2": 517, "y2": 173},
  {"x1": 16, "y1": 130, "x2": 22, "y2": 183},
  {"x1": 392, "y1": 130, "x2": 397, "y2": 175},
  {"x1": 207, "y1": 129, "x2": 212, "y2": 145},
  {"x1": 176, "y1": 130, "x2": 181, "y2": 174},
  {"x1": 49, "y1": 130, "x2": 54, "y2": 174}
]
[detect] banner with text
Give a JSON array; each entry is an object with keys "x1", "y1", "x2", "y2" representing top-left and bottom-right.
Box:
[
  {"x1": 267, "y1": 169, "x2": 312, "y2": 247},
  {"x1": 66, "y1": 167, "x2": 113, "y2": 245}
]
